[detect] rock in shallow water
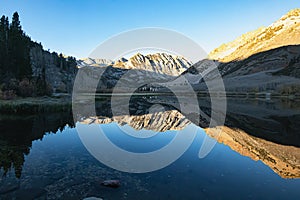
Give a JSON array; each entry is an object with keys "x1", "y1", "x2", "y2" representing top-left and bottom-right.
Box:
[
  {"x1": 101, "y1": 179, "x2": 121, "y2": 188},
  {"x1": 83, "y1": 197, "x2": 103, "y2": 200}
]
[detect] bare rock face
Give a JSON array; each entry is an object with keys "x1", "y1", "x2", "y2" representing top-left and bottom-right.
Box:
[
  {"x1": 83, "y1": 197, "x2": 103, "y2": 200},
  {"x1": 122, "y1": 53, "x2": 191, "y2": 76},
  {"x1": 209, "y1": 9, "x2": 300, "y2": 62},
  {"x1": 101, "y1": 180, "x2": 121, "y2": 188},
  {"x1": 76, "y1": 53, "x2": 192, "y2": 92},
  {"x1": 77, "y1": 58, "x2": 113, "y2": 67},
  {"x1": 206, "y1": 126, "x2": 300, "y2": 179},
  {"x1": 30, "y1": 45, "x2": 77, "y2": 93},
  {"x1": 78, "y1": 53, "x2": 192, "y2": 76}
]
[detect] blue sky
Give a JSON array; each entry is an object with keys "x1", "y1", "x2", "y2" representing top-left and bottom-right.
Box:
[{"x1": 0, "y1": 0, "x2": 299, "y2": 58}]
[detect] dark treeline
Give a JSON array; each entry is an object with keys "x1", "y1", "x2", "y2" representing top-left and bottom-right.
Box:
[{"x1": 0, "y1": 12, "x2": 77, "y2": 99}]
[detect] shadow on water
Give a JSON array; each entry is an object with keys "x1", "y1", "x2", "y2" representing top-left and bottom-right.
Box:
[
  {"x1": 0, "y1": 112, "x2": 74, "y2": 178},
  {"x1": 92, "y1": 95, "x2": 300, "y2": 147}
]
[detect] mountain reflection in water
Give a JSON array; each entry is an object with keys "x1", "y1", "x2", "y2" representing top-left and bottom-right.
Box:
[
  {"x1": 0, "y1": 97, "x2": 300, "y2": 199},
  {"x1": 78, "y1": 96, "x2": 300, "y2": 179}
]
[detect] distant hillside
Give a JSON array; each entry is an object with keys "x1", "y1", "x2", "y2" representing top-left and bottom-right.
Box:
[
  {"x1": 181, "y1": 45, "x2": 300, "y2": 94},
  {"x1": 209, "y1": 8, "x2": 300, "y2": 62},
  {"x1": 175, "y1": 9, "x2": 300, "y2": 95}
]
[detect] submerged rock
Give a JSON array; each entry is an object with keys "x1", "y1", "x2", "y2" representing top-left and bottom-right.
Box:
[
  {"x1": 101, "y1": 180, "x2": 121, "y2": 188},
  {"x1": 83, "y1": 197, "x2": 103, "y2": 200}
]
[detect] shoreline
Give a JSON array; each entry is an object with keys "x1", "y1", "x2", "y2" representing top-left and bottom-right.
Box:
[
  {"x1": 0, "y1": 96, "x2": 72, "y2": 114},
  {"x1": 1, "y1": 93, "x2": 299, "y2": 114}
]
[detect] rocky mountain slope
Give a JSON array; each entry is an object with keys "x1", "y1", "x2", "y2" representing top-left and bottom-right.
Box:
[
  {"x1": 177, "y1": 45, "x2": 300, "y2": 94},
  {"x1": 78, "y1": 53, "x2": 192, "y2": 76},
  {"x1": 210, "y1": 45, "x2": 300, "y2": 93},
  {"x1": 209, "y1": 8, "x2": 300, "y2": 62},
  {"x1": 76, "y1": 53, "x2": 192, "y2": 92},
  {"x1": 77, "y1": 58, "x2": 113, "y2": 67},
  {"x1": 177, "y1": 9, "x2": 300, "y2": 94},
  {"x1": 30, "y1": 44, "x2": 77, "y2": 93},
  {"x1": 115, "y1": 53, "x2": 191, "y2": 76}
]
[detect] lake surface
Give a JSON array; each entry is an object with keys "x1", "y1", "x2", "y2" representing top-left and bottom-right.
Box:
[{"x1": 1, "y1": 97, "x2": 300, "y2": 199}]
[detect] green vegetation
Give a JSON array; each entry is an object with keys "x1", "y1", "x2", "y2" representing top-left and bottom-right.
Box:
[
  {"x1": 279, "y1": 84, "x2": 300, "y2": 96},
  {"x1": 0, "y1": 97, "x2": 71, "y2": 114}
]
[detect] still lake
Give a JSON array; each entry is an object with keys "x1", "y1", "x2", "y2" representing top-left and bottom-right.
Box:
[{"x1": 0, "y1": 97, "x2": 300, "y2": 199}]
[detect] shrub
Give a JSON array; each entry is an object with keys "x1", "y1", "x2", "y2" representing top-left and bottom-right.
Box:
[
  {"x1": 2, "y1": 78, "x2": 18, "y2": 92},
  {"x1": 279, "y1": 84, "x2": 300, "y2": 95},
  {"x1": 33, "y1": 78, "x2": 53, "y2": 96},
  {"x1": 1, "y1": 90, "x2": 16, "y2": 100},
  {"x1": 18, "y1": 78, "x2": 34, "y2": 97}
]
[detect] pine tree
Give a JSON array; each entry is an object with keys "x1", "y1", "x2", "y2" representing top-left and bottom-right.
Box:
[
  {"x1": 8, "y1": 12, "x2": 31, "y2": 80},
  {"x1": 11, "y1": 12, "x2": 22, "y2": 32},
  {"x1": 0, "y1": 16, "x2": 5, "y2": 80},
  {"x1": 0, "y1": 15, "x2": 9, "y2": 82}
]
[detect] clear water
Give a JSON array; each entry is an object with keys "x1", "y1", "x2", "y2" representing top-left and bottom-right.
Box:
[{"x1": 1, "y1": 98, "x2": 300, "y2": 199}]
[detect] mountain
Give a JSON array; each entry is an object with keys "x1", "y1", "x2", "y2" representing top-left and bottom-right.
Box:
[
  {"x1": 115, "y1": 53, "x2": 191, "y2": 76},
  {"x1": 77, "y1": 58, "x2": 113, "y2": 67},
  {"x1": 78, "y1": 53, "x2": 192, "y2": 76},
  {"x1": 76, "y1": 53, "x2": 192, "y2": 93},
  {"x1": 206, "y1": 45, "x2": 300, "y2": 93},
  {"x1": 209, "y1": 8, "x2": 300, "y2": 62},
  {"x1": 177, "y1": 9, "x2": 300, "y2": 94}
]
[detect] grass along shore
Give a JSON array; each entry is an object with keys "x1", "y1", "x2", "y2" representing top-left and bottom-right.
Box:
[{"x1": 0, "y1": 96, "x2": 72, "y2": 114}]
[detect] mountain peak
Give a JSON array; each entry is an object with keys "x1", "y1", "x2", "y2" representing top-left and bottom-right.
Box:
[
  {"x1": 117, "y1": 57, "x2": 128, "y2": 62},
  {"x1": 123, "y1": 52, "x2": 192, "y2": 76},
  {"x1": 78, "y1": 53, "x2": 192, "y2": 76},
  {"x1": 129, "y1": 53, "x2": 147, "y2": 63},
  {"x1": 77, "y1": 58, "x2": 113, "y2": 67},
  {"x1": 209, "y1": 8, "x2": 300, "y2": 62}
]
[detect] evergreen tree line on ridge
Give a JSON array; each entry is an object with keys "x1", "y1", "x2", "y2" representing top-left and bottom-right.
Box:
[{"x1": 0, "y1": 12, "x2": 77, "y2": 99}]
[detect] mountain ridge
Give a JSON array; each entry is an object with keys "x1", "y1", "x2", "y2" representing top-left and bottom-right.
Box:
[
  {"x1": 78, "y1": 52, "x2": 192, "y2": 76},
  {"x1": 209, "y1": 8, "x2": 300, "y2": 62}
]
